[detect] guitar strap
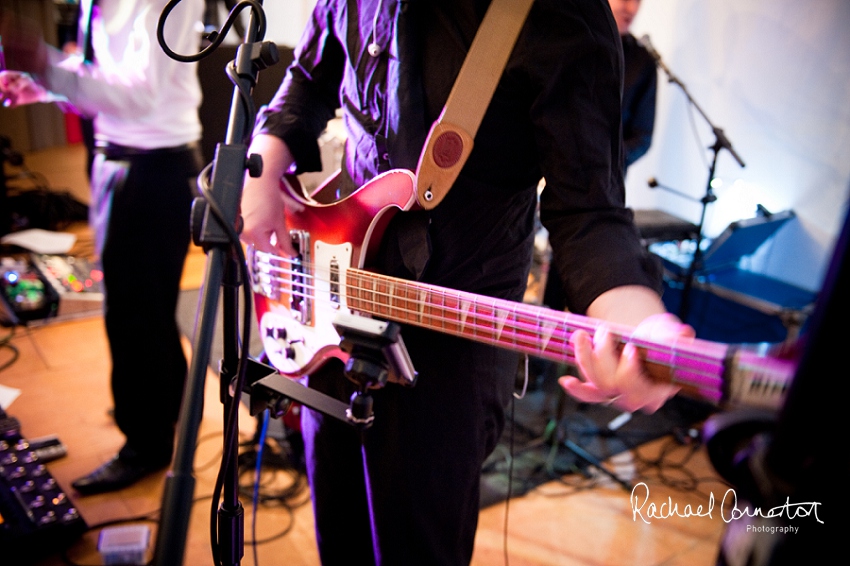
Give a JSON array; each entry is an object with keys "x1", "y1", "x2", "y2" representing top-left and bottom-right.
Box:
[
  {"x1": 78, "y1": 0, "x2": 98, "y2": 63},
  {"x1": 414, "y1": 0, "x2": 536, "y2": 209}
]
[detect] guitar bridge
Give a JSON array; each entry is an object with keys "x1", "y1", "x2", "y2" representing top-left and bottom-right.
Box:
[{"x1": 247, "y1": 230, "x2": 313, "y2": 327}]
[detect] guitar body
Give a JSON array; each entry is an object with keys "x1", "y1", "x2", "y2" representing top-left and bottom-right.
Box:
[{"x1": 251, "y1": 169, "x2": 418, "y2": 378}]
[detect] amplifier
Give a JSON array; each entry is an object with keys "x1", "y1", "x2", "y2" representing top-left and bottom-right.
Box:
[{"x1": 0, "y1": 410, "x2": 88, "y2": 563}]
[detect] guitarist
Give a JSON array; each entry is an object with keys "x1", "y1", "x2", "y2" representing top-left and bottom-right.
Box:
[{"x1": 240, "y1": 1, "x2": 693, "y2": 564}]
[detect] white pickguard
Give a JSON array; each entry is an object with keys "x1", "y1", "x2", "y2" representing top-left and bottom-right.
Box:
[{"x1": 260, "y1": 240, "x2": 353, "y2": 375}]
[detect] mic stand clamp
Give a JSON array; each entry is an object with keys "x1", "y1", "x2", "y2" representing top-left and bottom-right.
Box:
[
  {"x1": 248, "y1": 314, "x2": 417, "y2": 432},
  {"x1": 335, "y1": 313, "x2": 418, "y2": 428}
]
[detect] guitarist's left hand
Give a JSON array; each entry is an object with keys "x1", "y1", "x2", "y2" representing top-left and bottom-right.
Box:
[{"x1": 559, "y1": 286, "x2": 695, "y2": 413}]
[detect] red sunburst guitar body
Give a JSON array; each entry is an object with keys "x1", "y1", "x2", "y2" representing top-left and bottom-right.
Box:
[{"x1": 250, "y1": 169, "x2": 418, "y2": 380}]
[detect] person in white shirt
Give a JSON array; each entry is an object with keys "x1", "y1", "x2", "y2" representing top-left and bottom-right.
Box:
[{"x1": 1, "y1": 0, "x2": 205, "y2": 494}]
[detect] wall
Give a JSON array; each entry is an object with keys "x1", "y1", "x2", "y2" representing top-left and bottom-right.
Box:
[
  {"x1": 206, "y1": 0, "x2": 314, "y2": 47},
  {"x1": 0, "y1": 0, "x2": 68, "y2": 152},
  {"x1": 624, "y1": 0, "x2": 850, "y2": 292}
]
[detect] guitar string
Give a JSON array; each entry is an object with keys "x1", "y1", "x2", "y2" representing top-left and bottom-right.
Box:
[
  {"x1": 256, "y1": 261, "x2": 791, "y2": 407},
  {"x1": 342, "y1": 271, "x2": 729, "y2": 396},
  {"x1": 252, "y1": 252, "x2": 724, "y2": 366},
  {"x1": 252, "y1": 255, "x2": 729, "y2": 387},
  {"x1": 252, "y1": 254, "x2": 788, "y2": 397}
]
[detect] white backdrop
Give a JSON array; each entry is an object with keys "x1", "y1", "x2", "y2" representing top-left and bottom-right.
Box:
[{"x1": 262, "y1": 0, "x2": 850, "y2": 293}]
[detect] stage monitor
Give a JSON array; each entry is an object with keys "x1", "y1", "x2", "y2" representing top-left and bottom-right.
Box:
[{"x1": 699, "y1": 209, "x2": 795, "y2": 272}]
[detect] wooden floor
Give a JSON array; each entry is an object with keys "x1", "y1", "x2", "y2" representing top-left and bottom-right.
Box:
[{"x1": 2, "y1": 144, "x2": 730, "y2": 565}]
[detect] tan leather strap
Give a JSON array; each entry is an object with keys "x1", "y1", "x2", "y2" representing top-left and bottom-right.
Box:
[{"x1": 415, "y1": 0, "x2": 535, "y2": 209}]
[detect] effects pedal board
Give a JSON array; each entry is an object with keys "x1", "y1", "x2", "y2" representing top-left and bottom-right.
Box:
[
  {"x1": 0, "y1": 253, "x2": 60, "y2": 326},
  {"x1": 0, "y1": 410, "x2": 87, "y2": 563},
  {"x1": 30, "y1": 254, "x2": 105, "y2": 322},
  {"x1": 0, "y1": 253, "x2": 105, "y2": 326}
]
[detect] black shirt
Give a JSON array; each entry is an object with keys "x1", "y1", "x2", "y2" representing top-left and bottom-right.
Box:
[
  {"x1": 621, "y1": 32, "x2": 657, "y2": 169},
  {"x1": 256, "y1": 0, "x2": 661, "y2": 314}
]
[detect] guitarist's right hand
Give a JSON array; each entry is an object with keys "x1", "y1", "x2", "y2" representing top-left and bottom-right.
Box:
[{"x1": 240, "y1": 134, "x2": 299, "y2": 257}]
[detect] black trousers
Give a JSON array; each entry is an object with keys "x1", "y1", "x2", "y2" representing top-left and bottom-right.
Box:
[
  {"x1": 91, "y1": 144, "x2": 202, "y2": 465},
  {"x1": 302, "y1": 325, "x2": 518, "y2": 566}
]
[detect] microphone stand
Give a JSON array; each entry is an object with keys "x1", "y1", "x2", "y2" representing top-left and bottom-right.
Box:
[
  {"x1": 152, "y1": 4, "x2": 416, "y2": 563},
  {"x1": 153, "y1": 2, "x2": 274, "y2": 564},
  {"x1": 642, "y1": 36, "x2": 746, "y2": 321},
  {"x1": 647, "y1": 177, "x2": 702, "y2": 205}
]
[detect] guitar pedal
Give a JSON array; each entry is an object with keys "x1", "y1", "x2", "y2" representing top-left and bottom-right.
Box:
[
  {"x1": 0, "y1": 254, "x2": 60, "y2": 326},
  {"x1": 0, "y1": 410, "x2": 87, "y2": 562},
  {"x1": 27, "y1": 435, "x2": 68, "y2": 464}
]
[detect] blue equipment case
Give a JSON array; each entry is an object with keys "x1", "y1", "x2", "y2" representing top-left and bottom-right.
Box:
[{"x1": 649, "y1": 210, "x2": 818, "y2": 344}]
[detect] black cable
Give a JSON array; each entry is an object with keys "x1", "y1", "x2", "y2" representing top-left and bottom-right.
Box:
[
  {"x1": 235, "y1": 431, "x2": 309, "y2": 506},
  {"x1": 0, "y1": 326, "x2": 19, "y2": 373},
  {"x1": 502, "y1": 387, "x2": 516, "y2": 566},
  {"x1": 157, "y1": 1, "x2": 272, "y2": 559},
  {"x1": 629, "y1": 433, "x2": 733, "y2": 499},
  {"x1": 4, "y1": 162, "x2": 88, "y2": 231},
  {"x1": 519, "y1": 401, "x2": 730, "y2": 501},
  {"x1": 686, "y1": 98, "x2": 711, "y2": 172},
  {"x1": 5, "y1": 166, "x2": 52, "y2": 192},
  {"x1": 224, "y1": 60, "x2": 259, "y2": 142},
  {"x1": 188, "y1": 131, "x2": 257, "y2": 566},
  {"x1": 246, "y1": 509, "x2": 296, "y2": 546},
  {"x1": 195, "y1": 166, "x2": 257, "y2": 566},
  {"x1": 195, "y1": 431, "x2": 229, "y2": 473}
]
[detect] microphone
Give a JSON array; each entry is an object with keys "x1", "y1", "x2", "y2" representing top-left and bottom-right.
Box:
[
  {"x1": 638, "y1": 34, "x2": 663, "y2": 64},
  {"x1": 647, "y1": 177, "x2": 701, "y2": 203},
  {"x1": 637, "y1": 36, "x2": 685, "y2": 92}
]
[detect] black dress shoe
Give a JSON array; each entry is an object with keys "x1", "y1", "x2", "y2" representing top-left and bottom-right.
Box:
[{"x1": 72, "y1": 455, "x2": 167, "y2": 495}]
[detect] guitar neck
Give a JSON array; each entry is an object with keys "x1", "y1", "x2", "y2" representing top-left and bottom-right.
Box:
[
  {"x1": 343, "y1": 268, "x2": 793, "y2": 409},
  {"x1": 345, "y1": 269, "x2": 721, "y2": 394}
]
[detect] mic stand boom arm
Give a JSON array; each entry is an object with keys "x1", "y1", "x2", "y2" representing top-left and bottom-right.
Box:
[
  {"x1": 655, "y1": 60, "x2": 746, "y2": 170},
  {"x1": 640, "y1": 36, "x2": 746, "y2": 320}
]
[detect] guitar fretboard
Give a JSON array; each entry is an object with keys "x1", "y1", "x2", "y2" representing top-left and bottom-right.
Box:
[{"x1": 344, "y1": 268, "x2": 733, "y2": 403}]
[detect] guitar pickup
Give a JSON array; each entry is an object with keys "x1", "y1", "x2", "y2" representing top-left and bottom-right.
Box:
[
  {"x1": 289, "y1": 230, "x2": 311, "y2": 325},
  {"x1": 329, "y1": 258, "x2": 341, "y2": 308}
]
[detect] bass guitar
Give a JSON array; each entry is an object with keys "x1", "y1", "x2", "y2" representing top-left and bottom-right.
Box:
[{"x1": 248, "y1": 169, "x2": 794, "y2": 411}]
